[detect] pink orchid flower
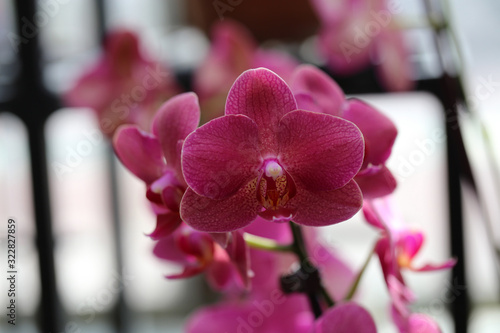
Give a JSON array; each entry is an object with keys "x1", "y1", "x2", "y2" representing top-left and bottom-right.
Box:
[
  {"x1": 154, "y1": 224, "x2": 250, "y2": 291},
  {"x1": 180, "y1": 68, "x2": 365, "y2": 232},
  {"x1": 363, "y1": 198, "x2": 455, "y2": 332},
  {"x1": 310, "y1": 0, "x2": 414, "y2": 91},
  {"x1": 113, "y1": 92, "x2": 200, "y2": 238},
  {"x1": 313, "y1": 302, "x2": 378, "y2": 333},
  {"x1": 186, "y1": 294, "x2": 314, "y2": 333},
  {"x1": 194, "y1": 20, "x2": 300, "y2": 122},
  {"x1": 291, "y1": 65, "x2": 397, "y2": 199},
  {"x1": 65, "y1": 29, "x2": 180, "y2": 137}
]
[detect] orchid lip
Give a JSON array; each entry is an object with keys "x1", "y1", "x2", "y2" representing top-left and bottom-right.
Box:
[{"x1": 256, "y1": 159, "x2": 297, "y2": 222}]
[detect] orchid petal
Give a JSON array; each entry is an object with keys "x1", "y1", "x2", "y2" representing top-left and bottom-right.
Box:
[
  {"x1": 182, "y1": 114, "x2": 261, "y2": 199},
  {"x1": 343, "y1": 99, "x2": 397, "y2": 166},
  {"x1": 153, "y1": 235, "x2": 192, "y2": 265},
  {"x1": 113, "y1": 125, "x2": 165, "y2": 183},
  {"x1": 408, "y1": 313, "x2": 442, "y2": 333},
  {"x1": 290, "y1": 65, "x2": 345, "y2": 116},
  {"x1": 289, "y1": 180, "x2": 363, "y2": 226},
  {"x1": 152, "y1": 92, "x2": 200, "y2": 173},
  {"x1": 147, "y1": 212, "x2": 182, "y2": 240},
  {"x1": 375, "y1": 31, "x2": 414, "y2": 92},
  {"x1": 205, "y1": 245, "x2": 235, "y2": 290},
  {"x1": 180, "y1": 182, "x2": 260, "y2": 232},
  {"x1": 227, "y1": 231, "x2": 250, "y2": 289},
  {"x1": 355, "y1": 165, "x2": 397, "y2": 199},
  {"x1": 253, "y1": 49, "x2": 299, "y2": 83},
  {"x1": 362, "y1": 200, "x2": 387, "y2": 231},
  {"x1": 315, "y1": 302, "x2": 378, "y2": 333},
  {"x1": 186, "y1": 303, "x2": 254, "y2": 333},
  {"x1": 398, "y1": 231, "x2": 424, "y2": 260},
  {"x1": 225, "y1": 68, "x2": 297, "y2": 154},
  {"x1": 278, "y1": 110, "x2": 364, "y2": 191},
  {"x1": 411, "y1": 258, "x2": 457, "y2": 272}
]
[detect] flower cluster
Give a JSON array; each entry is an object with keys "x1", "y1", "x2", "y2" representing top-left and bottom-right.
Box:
[
  {"x1": 110, "y1": 66, "x2": 452, "y2": 332},
  {"x1": 66, "y1": 20, "x2": 453, "y2": 333}
]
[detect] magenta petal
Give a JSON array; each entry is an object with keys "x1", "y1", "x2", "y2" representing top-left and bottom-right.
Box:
[
  {"x1": 343, "y1": 99, "x2": 397, "y2": 166},
  {"x1": 290, "y1": 180, "x2": 363, "y2": 226},
  {"x1": 399, "y1": 231, "x2": 424, "y2": 260},
  {"x1": 294, "y1": 93, "x2": 324, "y2": 114},
  {"x1": 227, "y1": 231, "x2": 250, "y2": 289},
  {"x1": 290, "y1": 65, "x2": 345, "y2": 116},
  {"x1": 153, "y1": 236, "x2": 191, "y2": 265},
  {"x1": 411, "y1": 258, "x2": 457, "y2": 272},
  {"x1": 186, "y1": 303, "x2": 253, "y2": 333},
  {"x1": 315, "y1": 302, "x2": 377, "y2": 333},
  {"x1": 205, "y1": 245, "x2": 235, "y2": 290},
  {"x1": 375, "y1": 31, "x2": 414, "y2": 92},
  {"x1": 180, "y1": 183, "x2": 259, "y2": 232},
  {"x1": 355, "y1": 165, "x2": 397, "y2": 199},
  {"x1": 225, "y1": 68, "x2": 297, "y2": 154},
  {"x1": 148, "y1": 212, "x2": 182, "y2": 240},
  {"x1": 182, "y1": 114, "x2": 262, "y2": 199},
  {"x1": 152, "y1": 92, "x2": 200, "y2": 171},
  {"x1": 408, "y1": 313, "x2": 442, "y2": 333},
  {"x1": 279, "y1": 110, "x2": 364, "y2": 191},
  {"x1": 113, "y1": 125, "x2": 165, "y2": 183},
  {"x1": 210, "y1": 232, "x2": 231, "y2": 248},
  {"x1": 362, "y1": 200, "x2": 387, "y2": 230}
]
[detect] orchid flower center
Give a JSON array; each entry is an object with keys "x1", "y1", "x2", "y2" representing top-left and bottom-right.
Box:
[
  {"x1": 256, "y1": 159, "x2": 296, "y2": 221},
  {"x1": 396, "y1": 248, "x2": 412, "y2": 269}
]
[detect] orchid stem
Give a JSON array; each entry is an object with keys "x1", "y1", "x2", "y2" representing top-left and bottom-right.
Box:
[
  {"x1": 289, "y1": 222, "x2": 335, "y2": 313},
  {"x1": 345, "y1": 244, "x2": 376, "y2": 301},
  {"x1": 243, "y1": 233, "x2": 293, "y2": 252}
]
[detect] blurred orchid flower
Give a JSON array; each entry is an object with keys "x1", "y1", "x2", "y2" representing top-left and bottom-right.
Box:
[
  {"x1": 154, "y1": 225, "x2": 250, "y2": 291},
  {"x1": 363, "y1": 198, "x2": 455, "y2": 332},
  {"x1": 181, "y1": 68, "x2": 364, "y2": 232},
  {"x1": 113, "y1": 92, "x2": 200, "y2": 238},
  {"x1": 65, "y1": 29, "x2": 180, "y2": 137},
  {"x1": 194, "y1": 21, "x2": 300, "y2": 122},
  {"x1": 313, "y1": 302, "x2": 378, "y2": 333},
  {"x1": 310, "y1": 0, "x2": 414, "y2": 91},
  {"x1": 291, "y1": 65, "x2": 397, "y2": 199}
]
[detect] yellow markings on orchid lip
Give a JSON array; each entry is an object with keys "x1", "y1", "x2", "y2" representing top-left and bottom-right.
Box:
[
  {"x1": 265, "y1": 161, "x2": 283, "y2": 180},
  {"x1": 397, "y1": 253, "x2": 412, "y2": 269}
]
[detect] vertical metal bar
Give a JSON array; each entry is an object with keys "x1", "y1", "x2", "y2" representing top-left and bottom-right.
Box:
[
  {"x1": 442, "y1": 75, "x2": 469, "y2": 333},
  {"x1": 94, "y1": 0, "x2": 130, "y2": 331},
  {"x1": 12, "y1": 0, "x2": 62, "y2": 332}
]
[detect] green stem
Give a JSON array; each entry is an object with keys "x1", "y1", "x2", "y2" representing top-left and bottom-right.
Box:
[
  {"x1": 243, "y1": 233, "x2": 293, "y2": 252},
  {"x1": 345, "y1": 244, "x2": 376, "y2": 301}
]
